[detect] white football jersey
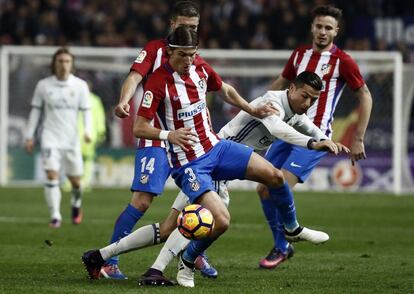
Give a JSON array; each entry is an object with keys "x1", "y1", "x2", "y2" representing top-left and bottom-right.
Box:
[
  {"x1": 218, "y1": 90, "x2": 328, "y2": 151},
  {"x1": 29, "y1": 74, "x2": 91, "y2": 149}
]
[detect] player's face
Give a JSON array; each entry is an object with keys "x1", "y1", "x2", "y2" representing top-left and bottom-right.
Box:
[
  {"x1": 311, "y1": 15, "x2": 339, "y2": 50},
  {"x1": 288, "y1": 84, "x2": 320, "y2": 115},
  {"x1": 170, "y1": 16, "x2": 199, "y2": 32},
  {"x1": 168, "y1": 47, "x2": 197, "y2": 75},
  {"x1": 54, "y1": 53, "x2": 73, "y2": 80}
]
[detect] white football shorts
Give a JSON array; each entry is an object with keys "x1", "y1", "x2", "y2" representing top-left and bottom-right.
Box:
[{"x1": 41, "y1": 148, "x2": 83, "y2": 176}]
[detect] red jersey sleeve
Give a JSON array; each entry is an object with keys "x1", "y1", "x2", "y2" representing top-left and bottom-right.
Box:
[
  {"x1": 281, "y1": 49, "x2": 299, "y2": 81},
  {"x1": 199, "y1": 59, "x2": 222, "y2": 91},
  {"x1": 137, "y1": 71, "x2": 165, "y2": 120},
  {"x1": 130, "y1": 40, "x2": 165, "y2": 77},
  {"x1": 339, "y1": 54, "x2": 365, "y2": 91}
]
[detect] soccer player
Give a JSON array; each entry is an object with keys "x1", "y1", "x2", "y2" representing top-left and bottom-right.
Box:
[
  {"x1": 132, "y1": 26, "x2": 332, "y2": 287},
  {"x1": 257, "y1": 4, "x2": 373, "y2": 269},
  {"x1": 101, "y1": 1, "x2": 218, "y2": 279},
  {"x1": 25, "y1": 47, "x2": 92, "y2": 228},
  {"x1": 81, "y1": 71, "x2": 349, "y2": 286}
]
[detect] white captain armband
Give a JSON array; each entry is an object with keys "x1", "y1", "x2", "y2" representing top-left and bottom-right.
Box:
[{"x1": 159, "y1": 130, "x2": 170, "y2": 140}]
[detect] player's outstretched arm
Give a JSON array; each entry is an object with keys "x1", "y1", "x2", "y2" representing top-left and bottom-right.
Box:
[
  {"x1": 310, "y1": 140, "x2": 350, "y2": 155},
  {"x1": 351, "y1": 84, "x2": 372, "y2": 165},
  {"x1": 219, "y1": 82, "x2": 276, "y2": 119},
  {"x1": 114, "y1": 71, "x2": 143, "y2": 118}
]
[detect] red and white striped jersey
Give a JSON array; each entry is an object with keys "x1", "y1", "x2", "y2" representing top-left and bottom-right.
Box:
[
  {"x1": 138, "y1": 56, "x2": 223, "y2": 168},
  {"x1": 130, "y1": 39, "x2": 169, "y2": 148},
  {"x1": 282, "y1": 44, "x2": 365, "y2": 137}
]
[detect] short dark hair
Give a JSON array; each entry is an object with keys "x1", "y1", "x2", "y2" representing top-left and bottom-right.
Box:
[
  {"x1": 50, "y1": 47, "x2": 74, "y2": 74},
  {"x1": 311, "y1": 5, "x2": 342, "y2": 22},
  {"x1": 294, "y1": 71, "x2": 323, "y2": 91},
  {"x1": 167, "y1": 26, "x2": 199, "y2": 48},
  {"x1": 171, "y1": 1, "x2": 200, "y2": 19}
]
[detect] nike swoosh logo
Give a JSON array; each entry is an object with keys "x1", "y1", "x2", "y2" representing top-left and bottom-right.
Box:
[{"x1": 290, "y1": 162, "x2": 302, "y2": 168}]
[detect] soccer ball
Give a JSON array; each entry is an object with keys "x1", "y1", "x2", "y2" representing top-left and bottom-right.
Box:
[{"x1": 177, "y1": 204, "x2": 214, "y2": 240}]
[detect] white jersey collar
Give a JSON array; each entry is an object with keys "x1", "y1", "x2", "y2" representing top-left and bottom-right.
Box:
[{"x1": 52, "y1": 74, "x2": 74, "y2": 86}]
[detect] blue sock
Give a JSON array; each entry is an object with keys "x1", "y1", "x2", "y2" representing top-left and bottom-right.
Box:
[
  {"x1": 182, "y1": 237, "x2": 215, "y2": 264},
  {"x1": 106, "y1": 204, "x2": 144, "y2": 265},
  {"x1": 275, "y1": 208, "x2": 289, "y2": 252},
  {"x1": 268, "y1": 182, "x2": 298, "y2": 231},
  {"x1": 260, "y1": 198, "x2": 279, "y2": 248}
]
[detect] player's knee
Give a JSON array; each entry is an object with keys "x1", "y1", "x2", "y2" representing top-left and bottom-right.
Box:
[
  {"x1": 46, "y1": 172, "x2": 58, "y2": 181},
  {"x1": 130, "y1": 192, "x2": 153, "y2": 212},
  {"x1": 45, "y1": 178, "x2": 59, "y2": 188},
  {"x1": 132, "y1": 201, "x2": 150, "y2": 212},
  {"x1": 69, "y1": 178, "x2": 81, "y2": 189},
  {"x1": 256, "y1": 183, "x2": 270, "y2": 199},
  {"x1": 213, "y1": 213, "x2": 230, "y2": 235},
  {"x1": 268, "y1": 168, "x2": 285, "y2": 188}
]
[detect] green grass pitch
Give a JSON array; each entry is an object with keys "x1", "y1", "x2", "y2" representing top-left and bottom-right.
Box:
[{"x1": 0, "y1": 187, "x2": 413, "y2": 293}]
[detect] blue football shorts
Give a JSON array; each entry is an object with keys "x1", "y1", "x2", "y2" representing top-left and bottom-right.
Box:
[
  {"x1": 171, "y1": 140, "x2": 253, "y2": 203},
  {"x1": 265, "y1": 140, "x2": 327, "y2": 183},
  {"x1": 130, "y1": 147, "x2": 171, "y2": 195}
]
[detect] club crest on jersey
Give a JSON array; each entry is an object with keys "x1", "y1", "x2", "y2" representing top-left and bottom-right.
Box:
[
  {"x1": 177, "y1": 101, "x2": 206, "y2": 120},
  {"x1": 198, "y1": 78, "x2": 207, "y2": 90},
  {"x1": 135, "y1": 50, "x2": 147, "y2": 63},
  {"x1": 190, "y1": 180, "x2": 200, "y2": 192},
  {"x1": 140, "y1": 174, "x2": 149, "y2": 184},
  {"x1": 321, "y1": 63, "x2": 331, "y2": 76},
  {"x1": 142, "y1": 91, "x2": 153, "y2": 108}
]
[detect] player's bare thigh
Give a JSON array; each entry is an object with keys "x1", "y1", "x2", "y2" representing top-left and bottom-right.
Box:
[{"x1": 245, "y1": 153, "x2": 284, "y2": 188}]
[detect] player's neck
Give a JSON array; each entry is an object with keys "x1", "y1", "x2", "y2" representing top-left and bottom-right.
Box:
[
  {"x1": 55, "y1": 73, "x2": 70, "y2": 81},
  {"x1": 312, "y1": 42, "x2": 334, "y2": 53}
]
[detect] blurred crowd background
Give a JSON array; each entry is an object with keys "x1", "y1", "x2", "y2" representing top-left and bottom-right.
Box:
[{"x1": 1, "y1": 0, "x2": 413, "y2": 62}]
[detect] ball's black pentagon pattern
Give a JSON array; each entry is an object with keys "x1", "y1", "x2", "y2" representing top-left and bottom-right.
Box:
[{"x1": 177, "y1": 204, "x2": 214, "y2": 240}]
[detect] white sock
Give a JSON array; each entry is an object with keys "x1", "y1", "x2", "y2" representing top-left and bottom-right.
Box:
[
  {"x1": 151, "y1": 228, "x2": 190, "y2": 272},
  {"x1": 71, "y1": 188, "x2": 82, "y2": 208},
  {"x1": 44, "y1": 179, "x2": 62, "y2": 221},
  {"x1": 100, "y1": 223, "x2": 160, "y2": 260}
]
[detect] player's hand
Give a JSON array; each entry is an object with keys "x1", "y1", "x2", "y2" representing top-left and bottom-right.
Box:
[
  {"x1": 335, "y1": 142, "x2": 350, "y2": 154},
  {"x1": 251, "y1": 102, "x2": 279, "y2": 119},
  {"x1": 114, "y1": 103, "x2": 130, "y2": 118},
  {"x1": 84, "y1": 134, "x2": 92, "y2": 144},
  {"x1": 350, "y1": 139, "x2": 366, "y2": 165},
  {"x1": 168, "y1": 128, "x2": 199, "y2": 152},
  {"x1": 24, "y1": 139, "x2": 34, "y2": 154},
  {"x1": 311, "y1": 140, "x2": 339, "y2": 154}
]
